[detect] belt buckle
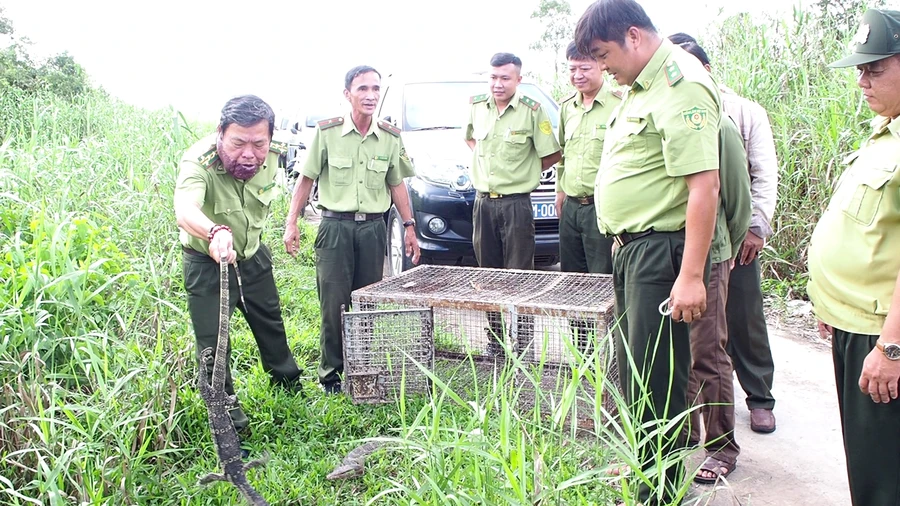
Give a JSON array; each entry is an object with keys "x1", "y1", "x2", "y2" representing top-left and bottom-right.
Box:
[
  {"x1": 613, "y1": 235, "x2": 625, "y2": 248},
  {"x1": 489, "y1": 192, "x2": 500, "y2": 199},
  {"x1": 354, "y1": 213, "x2": 365, "y2": 222},
  {"x1": 579, "y1": 197, "x2": 590, "y2": 205}
]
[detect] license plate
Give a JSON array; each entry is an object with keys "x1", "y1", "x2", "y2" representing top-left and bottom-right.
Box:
[{"x1": 532, "y1": 202, "x2": 557, "y2": 220}]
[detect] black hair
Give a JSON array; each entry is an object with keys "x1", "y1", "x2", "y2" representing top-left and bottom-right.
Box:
[
  {"x1": 668, "y1": 33, "x2": 710, "y2": 66},
  {"x1": 344, "y1": 65, "x2": 381, "y2": 90},
  {"x1": 218, "y1": 94, "x2": 275, "y2": 138},
  {"x1": 565, "y1": 40, "x2": 593, "y2": 61},
  {"x1": 574, "y1": 0, "x2": 656, "y2": 55},
  {"x1": 489, "y1": 52, "x2": 523, "y2": 71}
]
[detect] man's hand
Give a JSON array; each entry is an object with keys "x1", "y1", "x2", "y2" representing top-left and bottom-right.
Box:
[
  {"x1": 669, "y1": 274, "x2": 707, "y2": 324},
  {"x1": 817, "y1": 320, "x2": 834, "y2": 340},
  {"x1": 284, "y1": 222, "x2": 302, "y2": 258},
  {"x1": 859, "y1": 345, "x2": 900, "y2": 403},
  {"x1": 739, "y1": 231, "x2": 764, "y2": 265},
  {"x1": 208, "y1": 229, "x2": 236, "y2": 264},
  {"x1": 405, "y1": 226, "x2": 420, "y2": 265},
  {"x1": 555, "y1": 191, "x2": 565, "y2": 219}
]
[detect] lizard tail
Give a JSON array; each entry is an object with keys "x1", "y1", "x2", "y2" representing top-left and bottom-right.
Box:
[{"x1": 230, "y1": 473, "x2": 270, "y2": 506}]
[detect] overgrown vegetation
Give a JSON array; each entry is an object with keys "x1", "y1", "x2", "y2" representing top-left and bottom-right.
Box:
[{"x1": 0, "y1": 0, "x2": 881, "y2": 504}]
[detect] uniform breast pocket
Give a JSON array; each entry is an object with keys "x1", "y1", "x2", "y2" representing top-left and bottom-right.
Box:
[
  {"x1": 841, "y1": 166, "x2": 896, "y2": 225},
  {"x1": 328, "y1": 156, "x2": 353, "y2": 186},
  {"x1": 590, "y1": 126, "x2": 606, "y2": 159},
  {"x1": 610, "y1": 118, "x2": 648, "y2": 167},
  {"x1": 213, "y1": 198, "x2": 243, "y2": 217},
  {"x1": 365, "y1": 158, "x2": 389, "y2": 190},
  {"x1": 502, "y1": 132, "x2": 530, "y2": 162}
]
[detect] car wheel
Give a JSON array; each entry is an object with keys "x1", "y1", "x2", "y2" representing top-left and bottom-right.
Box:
[{"x1": 387, "y1": 206, "x2": 413, "y2": 277}]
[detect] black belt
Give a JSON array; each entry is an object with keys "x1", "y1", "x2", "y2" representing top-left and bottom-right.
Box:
[
  {"x1": 321, "y1": 210, "x2": 382, "y2": 221},
  {"x1": 568, "y1": 195, "x2": 594, "y2": 205},
  {"x1": 477, "y1": 191, "x2": 530, "y2": 199},
  {"x1": 612, "y1": 230, "x2": 656, "y2": 248},
  {"x1": 182, "y1": 246, "x2": 207, "y2": 257}
]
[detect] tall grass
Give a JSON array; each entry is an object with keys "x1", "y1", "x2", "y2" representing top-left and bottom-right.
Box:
[{"x1": 702, "y1": 2, "x2": 878, "y2": 297}]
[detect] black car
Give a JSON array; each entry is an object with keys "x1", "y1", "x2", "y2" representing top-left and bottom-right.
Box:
[{"x1": 377, "y1": 74, "x2": 561, "y2": 276}]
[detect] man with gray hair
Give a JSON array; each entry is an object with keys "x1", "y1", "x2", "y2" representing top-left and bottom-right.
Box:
[{"x1": 174, "y1": 94, "x2": 304, "y2": 451}]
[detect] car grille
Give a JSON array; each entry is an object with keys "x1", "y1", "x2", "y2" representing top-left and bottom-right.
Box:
[{"x1": 535, "y1": 219, "x2": 559, "y2": 236}]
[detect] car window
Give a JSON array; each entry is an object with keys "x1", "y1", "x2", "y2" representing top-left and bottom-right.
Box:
[
  {"x1": 305, "y1": 113, "x2": 330, "y2": 128},
  {"x1": 402, "y1": 82, "x2": 559, "y2": 131}
]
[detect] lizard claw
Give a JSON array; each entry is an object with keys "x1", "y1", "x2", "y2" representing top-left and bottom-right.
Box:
[{"x1": 197, "y1": 472, "x2": 226, "y2": 485}]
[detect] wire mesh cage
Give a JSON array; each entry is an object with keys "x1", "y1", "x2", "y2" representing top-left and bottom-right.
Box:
[
  {"x1": 346, "y1": 265, "x2": 620, "y2": 415},
  {"x1": 341, "y1": 307, "x2": 434, "y2": 404}
]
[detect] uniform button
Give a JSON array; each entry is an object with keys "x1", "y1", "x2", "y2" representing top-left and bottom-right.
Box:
[
  {"x1": 227, "y1": 208, "x2": 231, "y2": 212},
  {"x1": 359, "y1": 161, "x2": 363, "y2": 164},
  {"x1": 359, "y1": 181, "x2": 363, "y2": 183}
]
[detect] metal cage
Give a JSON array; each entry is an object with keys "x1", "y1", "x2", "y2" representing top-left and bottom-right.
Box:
[
  {"x1": 343, "y1": 266, "x2": 620, "y2": 415},
  {"x1": 341, "y1": 307, "x2": 434, "y2": 404}
]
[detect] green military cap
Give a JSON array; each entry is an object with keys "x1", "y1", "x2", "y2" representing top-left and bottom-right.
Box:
[{"x1": 829, "y1": 9, "x2": 900, "y2": 68}]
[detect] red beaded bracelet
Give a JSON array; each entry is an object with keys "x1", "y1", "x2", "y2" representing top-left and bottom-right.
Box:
[{"x1": 207, "y1": 224, "x2": 232, "y2": 242}]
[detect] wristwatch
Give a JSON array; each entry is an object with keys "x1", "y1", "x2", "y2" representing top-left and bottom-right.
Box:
[
  {"x1": 402, "y1": 219, "x2": 416, "y2": 228},
  {"x1": 876, "y1": 339, "x2": 900, "y2": 361}
]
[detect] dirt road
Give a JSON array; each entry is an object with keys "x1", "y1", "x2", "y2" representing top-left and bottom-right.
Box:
[{"x1": 686, "y1": 326, "x2": 850, "y2": 506}]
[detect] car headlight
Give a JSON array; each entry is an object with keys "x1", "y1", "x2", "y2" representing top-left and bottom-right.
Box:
[{"x1": 416, "y1": 162, "x2": 473, "y2": 191}]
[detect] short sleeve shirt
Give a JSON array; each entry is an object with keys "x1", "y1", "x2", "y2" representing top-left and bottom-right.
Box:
[
  {"x1": 595, "y1": 40, "x2": 721, "y2": 235},
  {"x1": 807, "y1": 116, "x2": 900, "y2": 335},
  {"x1": 302, "y1": 115, "x2": 415, "y2": 213},
  {"x1": 557, "y1": 86, "x2": 622, "y2": 197},
  {"x1": 174, "y1": 133, "x2": 282, "y2": 260},
  {"x1": 465, "y1": 91, "x2": 561, "y2": 195}
]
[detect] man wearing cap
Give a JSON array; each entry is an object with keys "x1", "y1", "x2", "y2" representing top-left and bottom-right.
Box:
[
  {"x1": 556, "y1": 40, "x2": 620, "y2": 275},
  {"x1": 283, "y1": 65, "x2": 420, "y2": 395},
  {"x1": 574, "y1": 0, "x2": 722, "y2": 502},
  {"x1": 174, "y1": 95, "x2": 303, "y2": 447},
  {"x1": 669, "y1": 32, "x2": 780, "y2": 436},
  {"x1": 808, "y1": 9, "x2": 900, "y2": 506}
]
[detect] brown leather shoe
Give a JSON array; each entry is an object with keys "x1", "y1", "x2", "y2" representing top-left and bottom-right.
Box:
[{"x1": 750, "y1": 408, "x2": 776, "y2": 433}]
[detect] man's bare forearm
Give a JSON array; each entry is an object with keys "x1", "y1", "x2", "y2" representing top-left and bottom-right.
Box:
[
  {"x1": 681, "y1": 170, "x2": 719, "y2": 279},
  {"x1": 881, "y1": 271, "x2": 900, "y2": 344},
  {"x1": 175, "y1": 200, "x2": 214, "y2": 241},
  {"x1": 389, "y1": 183, "x2": 414, "y2": 222},
  {"x1": 286, "y1": 176, "x2": 315, "y2": 223},
  {"x1": 541, "y1": 151, "x2": 561, "y2": 170}
]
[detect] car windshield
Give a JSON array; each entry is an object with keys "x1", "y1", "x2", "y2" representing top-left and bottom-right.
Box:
[{"x1": 403, "y1": 82, "x2": 559, "y2": 131}]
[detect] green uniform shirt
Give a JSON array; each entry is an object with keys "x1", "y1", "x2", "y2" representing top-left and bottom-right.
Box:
[
  {"x1": 808, "y1": 116, "x2": 900, "y2": 335},
  {"x1": 175, "y1": 133, "x2": 285, "y2": 260},
  {"x1": 465, "y1": 91, "x2": 561, "y2": 195},
  {"x1": 556, "y1": 86, "x2": 622, "y2": 196},
  {"x1": 595, "y1": 40, "x2": 721, "y2": 235},
  {"x1": 302, "y1": 115, "x2": 414, "y2": 213},
  {"x1": 710, "y1": 116, "x2": 752, "y2": 264}
]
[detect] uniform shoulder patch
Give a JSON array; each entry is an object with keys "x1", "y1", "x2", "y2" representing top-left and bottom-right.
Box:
[
  {"x1": 197, "y1": 147, "x2": 219, "y2": 168},
  {"x1": 377, "y1": 120, "x2": 401, "y2": 137},
  {"x1": 611, "y1": 89, "x2": 624, "y2": 100},
  {"x1": 269, "y1": 140, "x2": 288, "y2": 155},
  {"x1": 519, "y1": 95, "x2": 540, "y2": 111},
  {"x1": 665, "y1": 61, "x2": 684, "y2": 87},
  {"x1": 470, "y1": 93, "x2": 489, "y2": 104},
  {"x1": 317, "y1": 116, "x2": 344, "y2": 130}
]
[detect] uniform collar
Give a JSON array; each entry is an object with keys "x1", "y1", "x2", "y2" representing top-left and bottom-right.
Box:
[
  {"x1": 573, "y1": 87, "x2": 607, "y2": 111},
  {"x1": 489, "y1": 90, "x2": 520, "y2": 111},
  {"x1": 341, "y1": 113, "x2": 381, "y2": 139},
  {"x1": 631, "y1": 39, "x2": 674, "y2": 92}
]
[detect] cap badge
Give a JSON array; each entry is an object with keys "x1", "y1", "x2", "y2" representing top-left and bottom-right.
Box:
[{"x1": 850, "y1": 23, "x2": 870, "y2": 50}]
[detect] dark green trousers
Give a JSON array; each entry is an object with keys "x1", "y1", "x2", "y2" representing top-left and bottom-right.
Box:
[
  {"x1": 559, "y1": 198, "x2": 613, "y2": 274},
  {"x1": 472, "y1": 193, "x2": 535, "y2": 270},
  {"x1": 183, "y1": 244, "x2": 302, "y2": 431},
  {"x1": 725, "y1": 257, "x2": 775, "y2": 410},
  {"x1": 315, "y1": 217, "x2": 386, "y2": 384},
  {"x1": 832, "y1": 329, "x2": 900, "y2": 506},
  {"x1": 613, "y1": 231, "x2": 700, "y2": 505}
]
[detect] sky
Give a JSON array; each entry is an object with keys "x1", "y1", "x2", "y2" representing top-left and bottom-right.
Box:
[{"x1": 3, "y1": 0, "x2": 806, "y2": 124}]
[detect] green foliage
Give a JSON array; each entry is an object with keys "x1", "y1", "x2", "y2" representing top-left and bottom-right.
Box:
[
  {"x1": 0, "y1": 7, "x2": 91, "y2": 100},
  {"x1": 529, "y1": 0, "x2": 575, "y2": 100}
]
